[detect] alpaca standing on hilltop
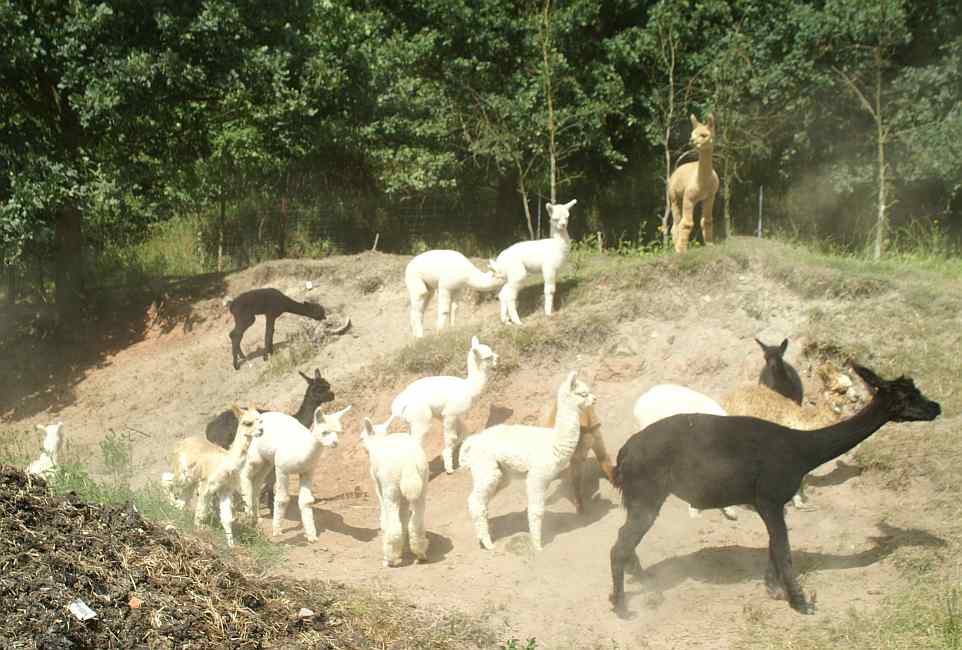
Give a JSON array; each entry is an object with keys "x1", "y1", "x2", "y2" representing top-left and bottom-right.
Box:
[
  {"x1": 226, "y1": 287, "x2": 349, "y2": 370},
  {"x1": 668, "y1": 114, "x2": 719, "y2": 253},
  {"x1": 26, "y1": 422, "x2": 65, "y2": 477},
  {"x1": 459, "y1": 371, "x2": 596, "y2": 551},
  {"x1": 756, "y1": 337, "x2": 804, "y2": 405},
  {"x1": 609, "y1": 364, "x2": 940, "y2": 616},
  {"x1": 405, "y1": 250, "x2": 505, "y2": 338}
]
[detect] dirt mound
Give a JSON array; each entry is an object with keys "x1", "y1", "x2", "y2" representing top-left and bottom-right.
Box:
[{"x1": 0, "y1": 466, "x2": 328, "y2": 649}]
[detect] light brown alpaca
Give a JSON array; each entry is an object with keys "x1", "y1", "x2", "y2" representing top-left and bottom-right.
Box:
[
  {"x1": 543, "y1": 400, "x2": 615, "y2": 514},
  {"x1": 669, "y1": 113, "x2": 719, "y2": 253}
]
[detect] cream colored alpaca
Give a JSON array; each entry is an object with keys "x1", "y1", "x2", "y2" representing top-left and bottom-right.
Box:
[
  {"x1": 163, "y1": 405, "x2": 263, "y2": 546},
  {"x1": 669, "y1": 114, "x2": 719, "y2": 253},
  {"x1": 459, "y1": 371, "x2": 596, "y2": 551},
  {"x1": 360, "y1": 417, "x2": 429, "y2": 567}
]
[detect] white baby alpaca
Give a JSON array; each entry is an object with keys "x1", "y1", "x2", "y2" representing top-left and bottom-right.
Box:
[
  {"x1": 391, "y1": 336, "x2": 498, "y2": 473},
  {"x1": 459, "y1": 370, "x2": 595, "y2": 551},
  {"x1": 26, "y1": 422, "x2": 65, "y2": 477},
  {"x1": 405, "y1": 249, "x2": 505, "y2": 338},
  {"x1": 495, "y1": 199, "x2": 576, "y2": 325},
  {"x1": 241, "y1": 405, "x2": 349, "y2": 542},
  {"x1": 360, "y1": 417, "x2": 429, "y2": 567}
]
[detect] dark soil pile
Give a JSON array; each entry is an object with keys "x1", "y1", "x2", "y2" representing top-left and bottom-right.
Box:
[{"x1": 0, "y1": 466, "x2": 330, "y2": 649}]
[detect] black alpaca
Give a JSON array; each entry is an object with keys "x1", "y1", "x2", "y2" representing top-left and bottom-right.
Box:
[
  {"x1": 756, "y1": 337, "x2": 803, "y2": 405},
  {"x1": 228, "y1": 287, "x2": 327, "y2": 370},
  {"x1": 205, "y1": 368, "x2": 334, "y2": 513},
  {"x1": 608, "y1": 364, "x2": 940, "y2": 616}
]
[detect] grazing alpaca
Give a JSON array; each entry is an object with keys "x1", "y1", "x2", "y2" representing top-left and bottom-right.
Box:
[
  {"x1": 542, "y1": 399, "x2": 614, "y2": 514},
  {"x1": 756, "y1": 337, "x2": 804, "y2": 405},
  {"x1": 163, "y1": 406, "x2": 263, "y2": 547},
  {"x1": 668, "y1": 114, "x2": 719, "y2": 253},
  {"x1": 609, "y1": 364, "x2": 940, "y2": 615},
  {"x1": 26, "y1": 422, "x2": 65, "y2": 477},
  {"x1": 240, "y1": 405, "x2": 349, "y2": 541},
  {"x1": 459, "y1": 371, "x2": 596, "y2": 551},
  {"x1": 632, "y1": 384, "x2": 738, "y2": 521},
  {"x1": 227, "y1": 287, "x2": 350, "y2": 370},
  {"x1": 391, "y1": 336, "x2": 498, "y2": 474},
  {"x1": 405, "y1": 250, "x2": 505, "y2": 338},
  {"x1": 495, "y1": 199, "x2": 576, "y2": 325},
  {"x1": 359, "y1": 417, "x2": 429, "y2": 567},
  {"x1": 205, "y1": 368, "x2": 334, "y2": 513}
]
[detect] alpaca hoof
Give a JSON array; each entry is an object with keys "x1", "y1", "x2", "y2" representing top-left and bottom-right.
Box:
[
  {"x1": 479, "y1": 538, "x2": 495, "y2": 550},
  {"x1": 721, "y1": 507, "x2": 739, "y2": 521},
  {"x1": 414, "y1": 555, "x2": 427, "y2": 564},
  {"x1": 792, "y1": 598, "x2": 816, "y2": 615}
]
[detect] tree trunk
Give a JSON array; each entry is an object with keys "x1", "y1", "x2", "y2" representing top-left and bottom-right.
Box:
[
  {"x1": 278, "y1": 195, "x2": 289, "y2": 258},
  {"x1": 54, "y1": 204, "x2": 84, "y2": 318},
  {"x1": 873, "y1": 52, "x2": 886, "y2": 261},
  {"x1": 517, "y1": 167, "x2": 535, "y2": 240},
  {"x1": 217, "y1": 195, "x2": 226, "y2": 272},
  {"x1": 542, "y1": 0, "x2": 557, "y2": 204},
  {"x1": 662, "y1": 132, "x2": 672, "y2": 249},
  {"x1": 723, "y1": 158, "x2": 734, "y2": 239}
]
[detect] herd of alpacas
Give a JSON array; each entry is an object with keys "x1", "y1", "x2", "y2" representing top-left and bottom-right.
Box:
[{"x1": 25, "y1": 125, "x2": 942, "y2": 616}]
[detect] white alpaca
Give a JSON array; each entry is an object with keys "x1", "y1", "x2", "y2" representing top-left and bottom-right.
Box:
[
  {"x1": 405, "y1": 249, "x2": 505, "y2": 338},
  {"x1": 26, "y1": 422, "x2": 65, "y2": 477},
  {"x1": 459, "y1": 370, "x2": 595, "y2": 551},
  {"x1": 240, "y1": 405, "x2": 349, "y2": 541},
  {"x1": 633, "y1": 384, "x2": 738, "y2": 520},
  {"x1": 360, "y1": 417, "x2": 429, "y2": 567},
  {"x1": 391, "y1": 336, "x2": 498, "y2": 474},
  {"x1": 162, "y1": 405, "x2": 263, "y2": 546},
  {"x1": 495, "y1": 199, "x2": 576, "y2": 325}
]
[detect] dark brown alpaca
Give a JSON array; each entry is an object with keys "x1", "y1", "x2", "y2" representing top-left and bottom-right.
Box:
[{"x1": 609, "y1": 364, "x2": 940, "y2": 616}]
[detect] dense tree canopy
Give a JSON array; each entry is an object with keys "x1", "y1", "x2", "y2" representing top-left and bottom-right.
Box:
[{"x1": 1, "y1": 0, "x2": 960, "y2": 311}]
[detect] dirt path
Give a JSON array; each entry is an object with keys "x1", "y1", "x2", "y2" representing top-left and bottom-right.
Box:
[{"x1": 6, "y1": 252, "x2": 951, "y2": 649}]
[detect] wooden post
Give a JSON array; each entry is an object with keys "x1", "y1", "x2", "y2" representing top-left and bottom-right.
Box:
[{"x1": 757, "y1": 185, "x2": 764, "y2": 238}]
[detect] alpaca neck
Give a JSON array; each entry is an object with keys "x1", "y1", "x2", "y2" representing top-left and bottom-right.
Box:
[
  {"x1": 294, "y1": 390, "x2": 321, "y2": 429},
  {"x1": 465, "y1": 360, "x2": 489, "y2": 399},
  {"x1": 227, "y1": 432, "x2": 253, "y2": 467},
  {"x1": 697, "y1": 145, "x2": 715, "y2": 181},
  {"x1": 550, "y1": 401, "x2": 583, "y2": 462},
  {"x1": 800, "y1": 395, "x2": 889, "y2": 470},
  {"x1": 550, "y1": 225, "x2": 571, "y2": 246},
  {"x1": 286, "y1": 299, "x2": 317, "y2": 319},
  {"x1": 467, "y1": 268, "x2": 498, "y2": 291}
]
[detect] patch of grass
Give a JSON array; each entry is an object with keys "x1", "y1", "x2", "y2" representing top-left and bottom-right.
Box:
[{"x1": 0, "y1": 429, "x2": 33, "y2": 467}]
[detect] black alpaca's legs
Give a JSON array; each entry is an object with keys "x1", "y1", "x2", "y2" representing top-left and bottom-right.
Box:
[
  {"x1": 609, "y1": 497, "x2": 660, "y2": 612},
  {"x1": 264, "y1": 313, "x2": 278, "y2": 358},
  {"x1": 230, "y1": 314, "x2": 255, "y2": 370},
  {"x1": 757, "y1": 500, "x2": 813, "y2": 614}
]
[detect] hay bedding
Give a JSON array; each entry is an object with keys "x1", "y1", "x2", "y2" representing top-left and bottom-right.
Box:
[{"x1": 0, "y1": 466, "x2": 330, "y2": 649}]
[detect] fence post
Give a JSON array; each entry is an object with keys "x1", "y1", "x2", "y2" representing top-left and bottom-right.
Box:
[{"x1": 757, "y1": 185, "x2": 764, "y2": 238}]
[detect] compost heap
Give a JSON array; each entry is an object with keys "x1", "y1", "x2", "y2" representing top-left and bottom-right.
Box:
[{"x1": 0, "y1": 465, "x2": 329, "y2": 649}]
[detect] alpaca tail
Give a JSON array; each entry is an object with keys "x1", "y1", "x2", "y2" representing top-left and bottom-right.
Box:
[
  {"x1": 400, "y1": 462, "x2": 425, "y2": 502},
  {"x1": 610, "y1": 464, "x2": 623, "y2": 491}
]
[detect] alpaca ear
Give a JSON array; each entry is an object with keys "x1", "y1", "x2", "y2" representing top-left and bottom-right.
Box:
[
  {"x1": 471, "y1": 335, "x2": 480, "y2": 349},
  {"x1": 299, "y1": 370, "x2": 311, "y2": 383},
  {"x1": 690, "y1": 114, "x2": 700, "y2": 128},
  {"x1": 707, "y1": 113, "x2": 716, "y2": 130},
  {"x1": 546, "y1": 202, "x2": 554, "y2": 216},
  {"x1": 754, "y1": 338, "x2": 766, "y2": 352},
  {"x1": 564, "y1": 199, "x2": 577, "y2": 210},
  {"x1": 314, "y1": 368, "x2": 322, "y2": 380},
  {"x1": 231, "y1": 404, "x2": 243, "y2": 418},
  {"x1": 852, "y1": 364, "x2": 884, "y2": 390},
  {"x1": 313, "y1": 406, "x2": 324, "y2": 424},
  {"x1": 779, "y1": 338, "x2": 789, "y2": 355},
  {"x1": 363, "y1": 418, "x2": 375, "y2": 436},
  {"x1": 334, "y1": 405, "x2": 352, "y2": 421},
  {"x1": 567, "y1": 370, "x2": 579, "y2": 391}
]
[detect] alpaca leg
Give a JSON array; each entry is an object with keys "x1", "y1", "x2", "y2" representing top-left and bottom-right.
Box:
[
  {"x1": 525, "y1": 476, "x2": 548, "y2": 551},
  {"x1": 436, "y1": 288, "x2": 452, "y2": 334},
  {"x1": 674, "y1": 197, "x2": 696, "y2": 253},
  {"x1": 449, "y1": 290, "x2": 460, "y2": 327},
  {"x1": 408, "y1": 286, "x2": 429, "y2": 338},
  {"x1": 610, "y1": 490, "x2": 664, "y2": 611},
  {"x1": 590, "y1": 434, "x2": 616, "y2": 484},
  {"x1": 296, "y1": 474, "x2": 318, "y2": 542},
  {"x1": 271, "y1": 469, "x2": 291, "y2": 538},
  {"x1": 264, "y1": 467, "x2": 277, "y2": 516},
  {"x1": 468, "y1": 462, "x2": 503, "y2": 550},
  {"x1": 792, "y1": 475, "x2": 814, "y2": 510},
  {"x1": 379, "y1": 485, "x2": 404, "y2": 567},
  {"x1": 229, "y1": 313, "x2": 255, "y2": 370},
  {"x1": 264, "y1": 314, "x2": 277, "y2": 358},
  {"x1": 497, "y1": 284, "x2": 514, "y2": 324},
  {"x1": 239, "y1": 463, "x2": 256, "y2": 521},
  {"x1": 441, "y1": 415, "x2": 461, "y2": 474},
  {"x1": 543, "y1": 268, "x2": 558, "y2": 316},
  {"x1": 757, "y1": 500, "x2": 812, "y2": 614},
  {"x1": 218, "y1": 494, "x2": 235, "y2": 547},
  {"x1": 408, "y1": 494, "x2": 429, "y2": 563},
  {"x1": 193, "y1": 483, "x2": 211, "y2": 527},
  {"x1": 700, "y1": 194, "x2": 716, "y2": 244}
]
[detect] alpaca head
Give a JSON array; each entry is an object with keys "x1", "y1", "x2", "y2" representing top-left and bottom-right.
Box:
[
  {"x1": 546, "y1": 199, "x2": 577, "y2": 236},
  {"x1": 755, "y1": 337, "x2": 790, "y2": 376},
  {"x1": 230, "y1": 405, "x2": 264, "y2": 440},
  {"x1": 483, "y1": 260, "x2": 507, "y2": 287},
  {"x1": 312, "y1": 404, "x2": 352, "y2": 448},
  {"x1": 469, "y1": 335, "x2": 499, "y2": 371},
  {"x1": 302, "y1": 300, "x2": 327, "y2": 321},
  {"x1": 359, "y1": 416, "x2": 393, "y2": 450},
  {"x1": 299, "y1": 368, "x2": 335, "y2": 404},
  {"x1": 689, "y1": 113, "x2": 715, "y2": 152},
  {"x1": 35, "y1": 422, "x2": 64, "y2": 457},
  {"x1": 558, "y1": 370, "x2": 596, "y2": 413},
  {"x1": 851, "y1": 364, "x2": 941, "y2": 422}
]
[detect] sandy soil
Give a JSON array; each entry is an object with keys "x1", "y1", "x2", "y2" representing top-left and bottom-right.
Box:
[{"x1": 4, "y1": 251, "x2": 952, "y2": 649}]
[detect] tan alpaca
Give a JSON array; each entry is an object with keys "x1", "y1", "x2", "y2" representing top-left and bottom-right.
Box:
[
  {"x1": 542, "y1": 400, "x2": 614, "y2": 514},
  {"x1": 669, "y1": 113, "x2": 719, "y2": 253}
]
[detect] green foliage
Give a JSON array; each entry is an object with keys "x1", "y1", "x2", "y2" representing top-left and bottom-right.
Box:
[{"x1": 500, "y1": 639, "x2": 538, "y2": 650}]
